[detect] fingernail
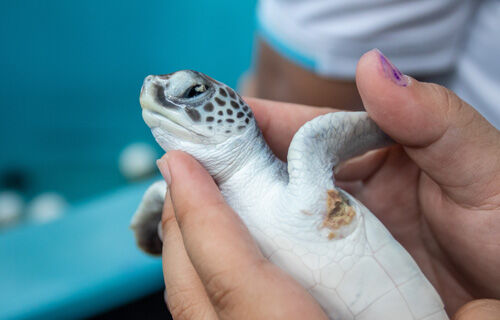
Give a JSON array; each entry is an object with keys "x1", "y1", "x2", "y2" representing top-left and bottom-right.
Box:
[
  {"x1": 157, "y1": 158, "x2": 171, "y2": 186},
  {"x1": 375, "y1": 49, "x2": 409, "y2": 87},
  {"x1": 157, "y1": 221, "x2": 163, "y2": 242}
]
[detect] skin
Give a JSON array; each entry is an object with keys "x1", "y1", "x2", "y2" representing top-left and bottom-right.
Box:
[
  {"x1": 243, "y1": 39, "x2": 363, "y2": 111},
  {"x1": 157, "y1": 50, "x2": 500, "y2": 319}
]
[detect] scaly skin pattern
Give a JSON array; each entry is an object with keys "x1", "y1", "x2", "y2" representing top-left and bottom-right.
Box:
[{"x1": 131, "y1": 70, "x2": 448, "y2": 320}]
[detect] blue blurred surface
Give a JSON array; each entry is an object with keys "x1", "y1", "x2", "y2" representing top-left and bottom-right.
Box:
[
  {"x1": 0, "y1": 181, "x2": 162, "y2": 319},
  {"x1": 0, "y1": 0, "x2": 257, "y2": 318}
]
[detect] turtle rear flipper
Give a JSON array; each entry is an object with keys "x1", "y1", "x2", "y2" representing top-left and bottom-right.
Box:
[{"x1": 130, "y1": 180, "x2": 167, "y2": 255}]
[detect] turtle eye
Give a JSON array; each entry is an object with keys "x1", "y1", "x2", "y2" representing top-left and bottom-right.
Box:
[{"x1": 183, "y1": 84, "x2": 208, "y2": 99}]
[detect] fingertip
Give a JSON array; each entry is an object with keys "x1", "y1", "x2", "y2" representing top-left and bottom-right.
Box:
[
  {"x1": 166, "y1": 150, "x2": 213, "y2": 188},
  {"x1": 356, "y1": 49, "x2": 447, "y2": 147},
  {"x1": 356, "y1": 49, "x2": 380, "y2": 80},
  {"x1": 165, "y1": 150, "x2": 199, "y2": 170},
  {"x1": 356, "y1": 49, "x2": 410, "y2": 124},
  {"x1": 165, "y1": 151, "x2": 225, "y2": 213}
]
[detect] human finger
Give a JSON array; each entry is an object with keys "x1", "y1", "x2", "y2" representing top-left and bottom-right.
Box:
[
  {"x1": 162, "y1": 151, "x2": 327, "y2": 319},
  {"x1": 159, "y1": 184, "x2": 217, "y2": 320},
  {"x1": 334, "y1": 148, "x2": 390, "y2": 182},
  {"x1": 356, "y1": 49, "x2": 500, "y2": 207},
  {"x1": 246, "y1": 97, "x2": 334, "y2": 160}
]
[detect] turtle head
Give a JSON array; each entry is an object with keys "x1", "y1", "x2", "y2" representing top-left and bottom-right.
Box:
[
  {"x1": 139, "y1": 71, "x2": 263, "y2": 180},
  {"x1": 140, "y1": 70, "x2": 255, "y2": 147}
]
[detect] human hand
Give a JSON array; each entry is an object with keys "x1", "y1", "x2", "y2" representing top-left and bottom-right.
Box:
[
  {"x1": 156, "y1": 49, "x2": 500, "y2": 319},
  {"x1": 247, "y1": 49, "x2": 500, "y2": 316},
  {"x1": 156, "y1": 151, "x2": 328, "y2": 319}
]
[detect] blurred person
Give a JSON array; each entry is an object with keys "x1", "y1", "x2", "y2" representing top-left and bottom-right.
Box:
[
  {"x1": 242, "y1": 0, "x2": 500, "y2": 129},
  {"x1": 156, "y1": 50, "x2": 500, "y2": 319}
]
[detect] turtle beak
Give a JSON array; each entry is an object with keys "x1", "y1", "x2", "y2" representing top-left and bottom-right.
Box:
[
  {"x1": 140, "y1": 76, "x2": 182, "y2": 117},
  {"x1": 140, "y1": 75, "x2": 155, "y2": 99}
]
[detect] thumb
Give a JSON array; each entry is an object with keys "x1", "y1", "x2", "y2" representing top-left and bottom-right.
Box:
[
  {"x1": 356, "y1": 49, "x2": 500, "y2": 207},
  {"x1": 161, "y1": 151, "x2": 264, "y2": 270},
  {"x1": 160, "y1": 151, "x2": 327, "y2": 319}
]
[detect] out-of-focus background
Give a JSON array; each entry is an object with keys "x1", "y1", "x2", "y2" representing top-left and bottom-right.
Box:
[
  {"x1": 0, "y1": 1, "x2": 257, "y2": 319},
  {"x1": 4, "y1": 0, "x2": 498, "y2": 319}
]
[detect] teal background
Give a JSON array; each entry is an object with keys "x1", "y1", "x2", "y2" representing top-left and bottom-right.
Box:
[
  {"x1": 0, "y1": 1, "x2": 257, "y2": 319},
  {"x1": 0, "y1": 0, "x2": 257, "y2": 201}
]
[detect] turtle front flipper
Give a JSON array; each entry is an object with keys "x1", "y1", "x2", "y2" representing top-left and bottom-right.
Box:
[
  {"x1": 130, "y1": 180, "x2": 167, "y2": 255},
  {"x1": 284, "y1": 111, "x2": 393, "y2": 239},
  {"x1": 283, "y1": 112, "x2": 448, "y2": 319},
  {"x1": 286, "y1": 112, "x2": 393, "y2": 198}
]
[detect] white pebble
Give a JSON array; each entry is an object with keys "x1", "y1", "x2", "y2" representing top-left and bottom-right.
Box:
[
  {"x1": 119, "y1": 142, "x2": 158, "y2": 181},
  {"x1": 0, "y1": 191, "x2": 24, "y2": 227},
  {"x1": 27, "y1": 193, "x2": 68, "y2": 224}
]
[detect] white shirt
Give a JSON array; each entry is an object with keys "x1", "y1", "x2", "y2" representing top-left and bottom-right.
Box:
[{"x1": 258, "y1": 0, "x2": 500, "y2": 128}]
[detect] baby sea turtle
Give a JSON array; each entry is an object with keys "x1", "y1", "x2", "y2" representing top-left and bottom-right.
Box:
[{"x1": 131, "y1": 70, "x2": 447, "y2": 320}]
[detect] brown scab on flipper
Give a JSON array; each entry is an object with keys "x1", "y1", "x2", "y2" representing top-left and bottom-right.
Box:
[{"x1": 322, "y1": 190, "x2": 355, "y2": 238}]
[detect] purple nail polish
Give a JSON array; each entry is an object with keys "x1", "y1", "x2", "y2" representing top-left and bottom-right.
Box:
[{"x1": 376, "y1": 49, "x2": 409, "y2": 87}]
